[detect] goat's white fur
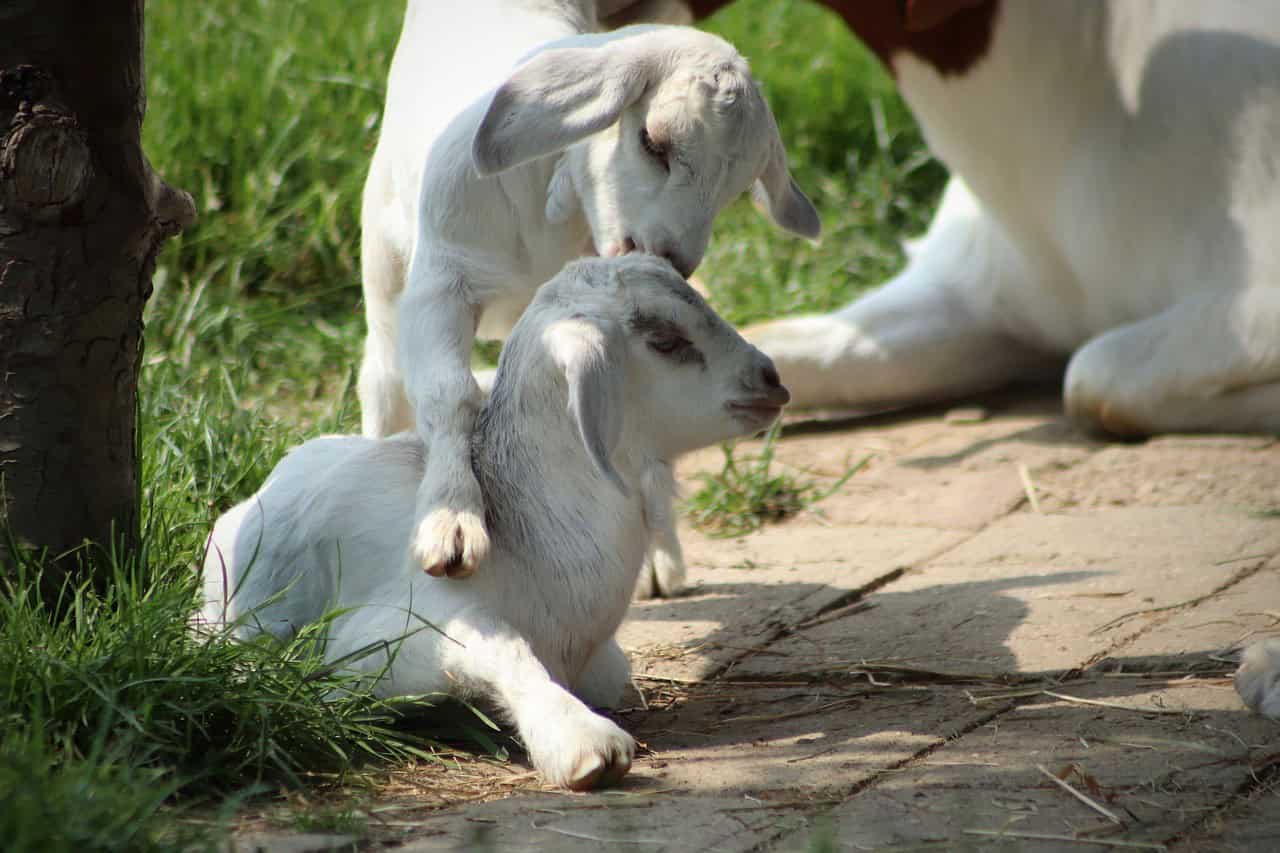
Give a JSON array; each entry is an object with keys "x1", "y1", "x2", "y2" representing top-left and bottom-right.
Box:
[
  {"x1": 358, "y1": 1, "x2": 818, "y2": 592},
  {"x1": 742, "y1": 3, "x2": 1280, "y2": 436},
  {"x1": 202, "y1": 256, "x2": 790, "y2": 790},
  {"x1": 1236, "y1": 638, "x2": 1280, "y2": 720}
]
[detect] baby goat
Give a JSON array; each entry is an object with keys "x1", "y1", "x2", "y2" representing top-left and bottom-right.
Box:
[
  {"x1": 359, "y1": 1, "x2": 819, "y2": 593},
  {"x1": 202, "y1": 256, "x2": 790, "y2": 789}
]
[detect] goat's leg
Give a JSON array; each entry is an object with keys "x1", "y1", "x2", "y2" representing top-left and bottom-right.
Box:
[
  {"x1": 398, "y1": 257, "x2": 489, "y2": 578},
  {"x1": 358, "y1": 165, "x2": 414, "y2": 438},
  {"x1": 744, "y1": 273, "x2": 1058, "y2": 411},
  {"x1": 440, "y1": 615, "x2": 635, "y2": 790},
  {"x1": 635, "y1": 506, "x2": 685, "y2": 599},
  {"x1": 1236, "y1": 637, "x2": 1280, "y2": 720},
  {"x1": 634, "y1": 461, "x2": 684, "y2": 599},
  {"x1": 573, "y1": 638, "x2": 632, "y2": 709},
  {"x1": 1065, "y1": 288, "x2": 1280, "y2": 435},
  {"x1": 744, "y1": 180, "x2": 1060, "y2": 411}
]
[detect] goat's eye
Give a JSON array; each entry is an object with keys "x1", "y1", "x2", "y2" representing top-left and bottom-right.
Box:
[
  {"x1": 647, "y1": 334, "x2": 689, "y2": 356},
  {"x1": 639, "y1": 128, "x2": 669, "y2": 170}
]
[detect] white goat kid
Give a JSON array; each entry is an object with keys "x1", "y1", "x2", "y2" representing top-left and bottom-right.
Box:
[
  {"x1": 203, "y1": 256, "x2": 790, "y2": 790},
  {"x1": 358, "y1": 1, "x2": 819, "y2": 593}
]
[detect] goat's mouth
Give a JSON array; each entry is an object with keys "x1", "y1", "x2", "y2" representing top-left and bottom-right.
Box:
[{"x1": 726, "y1": 399, "x2": 786, "y2": 426}]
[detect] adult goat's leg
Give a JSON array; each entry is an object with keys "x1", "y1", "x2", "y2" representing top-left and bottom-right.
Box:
[
  {"x1": 1065, "y1": 288, "x2": 1280, "y2": 436},
  {"x1": 745, "y1": 180, "x2": 1060, "y2": 411}
]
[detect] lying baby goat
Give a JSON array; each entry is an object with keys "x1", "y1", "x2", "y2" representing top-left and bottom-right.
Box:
[
  {"x1": 202, "y1": 256, "x2": 790, "y2": 789},
  {"x1": 359, "y1": 1, "x2": 819, "y2": 594}
]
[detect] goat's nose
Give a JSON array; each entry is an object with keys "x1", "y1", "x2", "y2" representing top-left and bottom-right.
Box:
[
  {"x1": 753, "y1": 356, "x2": 791, "y2": 406},
  {"x1": 645, "y1": 238, "x2": 695, "y2": 278},
  {"x1": 761, "y1": 362, "x2": 782, "y2": 390}
]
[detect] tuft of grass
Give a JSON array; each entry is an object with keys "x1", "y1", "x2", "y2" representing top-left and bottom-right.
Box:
[{"x1": 685, "y1": 423, "x2": 866, "y2": 538}]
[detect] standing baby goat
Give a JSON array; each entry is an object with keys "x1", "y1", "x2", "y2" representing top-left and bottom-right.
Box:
[
  {"x1": 359, "y1": 1, "x2": 819, "y2": 593},
  {"x1": 202, "y1": 256, "x2": 790, "y2": 790}
]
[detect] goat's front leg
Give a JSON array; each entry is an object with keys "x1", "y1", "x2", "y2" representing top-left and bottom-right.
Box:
[
  {"x1": 635, "y1": 501, "x2": 685, "y2": 599},
  {"x1": 398, "y1": 259, "x2": 489, "y2": 577},
  {"x1": 635, "y1": 461, "x2": 685, "y2": 599},
  {"x1": 440, "y1": 614, "x2": 636, "y2": 790}
]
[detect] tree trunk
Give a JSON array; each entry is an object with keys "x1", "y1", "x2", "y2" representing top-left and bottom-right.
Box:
[{"x1": 0, "y1": 1, "x2": 195, "y2": 597}]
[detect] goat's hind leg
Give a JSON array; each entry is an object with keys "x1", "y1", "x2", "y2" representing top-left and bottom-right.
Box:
[
  {"x1": 358, "y1": 194, "x2": 414, "y2": 438},
  {"x1": 1065, "y1": 288, "x2": 1280, "y2": 435}
]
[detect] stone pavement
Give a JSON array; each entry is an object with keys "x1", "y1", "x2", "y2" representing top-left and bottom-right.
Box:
[{"x1": 242, "y1": 390, "x2": 1280, "y2": 852}]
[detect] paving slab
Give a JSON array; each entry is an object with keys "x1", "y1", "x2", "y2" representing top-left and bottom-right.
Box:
[
  {"x1": 622, "y1": 685, "x2": 993, "y2": 796},
  {"x1": 390, "y1": 793, "x2": 799, "y2": 852},
  {"x1": 1036, "y1": 437, "x2": 1280, "y2": 513},
  {"x1": 734, "y1": 507, "x2": 1280, "y2": 679},
  {"x1": 1170, "y1": 780, "x2": 1280, "y2": 852},
  {"x1": 1103, "y1": 558, "x2": 1280, "y2": 665},
  {"x1": 772, "y1": 682, "x2": 1280, "y2": 852},
  {"x1": 620, "y1": 522, "x2": 963, "y2": 681}
]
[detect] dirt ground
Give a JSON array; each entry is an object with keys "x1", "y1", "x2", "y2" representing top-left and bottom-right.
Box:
[{"x1": 236, "y1": 389, "x2": 1280, "y2": 852}]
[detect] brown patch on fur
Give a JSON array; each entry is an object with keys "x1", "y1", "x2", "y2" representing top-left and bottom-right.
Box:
[{"x1": 686, "y1": 0, "x2": 999, "y2": 78}]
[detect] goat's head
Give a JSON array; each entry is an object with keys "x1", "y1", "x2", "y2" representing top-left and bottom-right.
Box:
[
  {"x1": 493, "y1": 255, "x2": 788, "y2": 492},
  {"x1": 471, "y1": 26, "x2": 820, "y2": 277}
]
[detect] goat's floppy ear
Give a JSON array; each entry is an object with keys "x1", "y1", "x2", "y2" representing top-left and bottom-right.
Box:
[
  {"x1": 752, "y1": 138, "x2": 821, "y2": 240},
  {"x1": 900, "y1": 0, "x2": 987, "y2": 32},
  {"x1": 546, "y1": 317, "x2": 629, "y2": 496},
  {"x1": 473, "y1": 43, "x2": 650, "y2": 176}
]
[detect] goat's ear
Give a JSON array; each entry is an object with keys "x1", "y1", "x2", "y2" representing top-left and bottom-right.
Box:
[
  {"x1": 899, "y1": 0, "x2": 986, "y2": 32},
  {"x1": 546, "y1": 318, "x2": 629, "y2": 496},
  {"x1": 752, "y1": 139, "x2": 821, "y2": 240},
  {"x1": 473, "y1": 43, "x2": 650, "y2": 176}
]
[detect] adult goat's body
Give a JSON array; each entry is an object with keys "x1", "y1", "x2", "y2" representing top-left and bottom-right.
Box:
[
  {"x1": 203, "y1": 256, "x2": 790, "y2": 789},
  {"x1": 359, "y1": 1, "x2": 818, "y2": 593},
  {"x1": 663, "y1": 1, "x2": 1280, "y2": 437}
]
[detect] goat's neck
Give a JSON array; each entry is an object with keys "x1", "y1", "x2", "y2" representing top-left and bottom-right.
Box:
[{"x1": 472, "y1": 375, "x2": 653, "y2": 587}]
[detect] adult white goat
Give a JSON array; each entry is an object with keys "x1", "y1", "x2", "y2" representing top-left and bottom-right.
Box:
[
  {"x1": 650, "y1": 0, "x2": 1280, "y2": 438},
  {"x1": 359, "y1": 1, "x2": 819, "y2": 594},
  {"x1": 202, "y1": 256, "x2": 790, "y2": 790}
]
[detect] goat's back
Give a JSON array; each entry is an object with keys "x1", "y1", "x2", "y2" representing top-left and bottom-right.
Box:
[{"x1": 201, "y1": 435, "x2": 426, "y2": 640}]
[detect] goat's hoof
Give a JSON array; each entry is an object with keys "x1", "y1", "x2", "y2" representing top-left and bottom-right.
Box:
[
  {"x1": 634, "y1": 546, "x2": 686, "y2": 600},
  {"x1": 533, "y1": 713, "x2": 635, "y2": 791},
  {"x1": 566, "y1": 749, "x2": 632, "y2": 791},
  {"x1": 413, "y1": 508, "x2": 490, "y2": 578}
]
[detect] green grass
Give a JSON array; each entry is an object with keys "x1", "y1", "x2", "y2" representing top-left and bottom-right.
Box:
[
  {"x1": 686, "y1": 423, "x2": 867, "y2": 538},
  {"x1": 4, "y1": 0, "x2": 941, "y2": 848}
]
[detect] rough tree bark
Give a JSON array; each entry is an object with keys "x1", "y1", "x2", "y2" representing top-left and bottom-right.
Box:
[{"x1": 0, "y1": 1, "x2": 195, "y2": 596}]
